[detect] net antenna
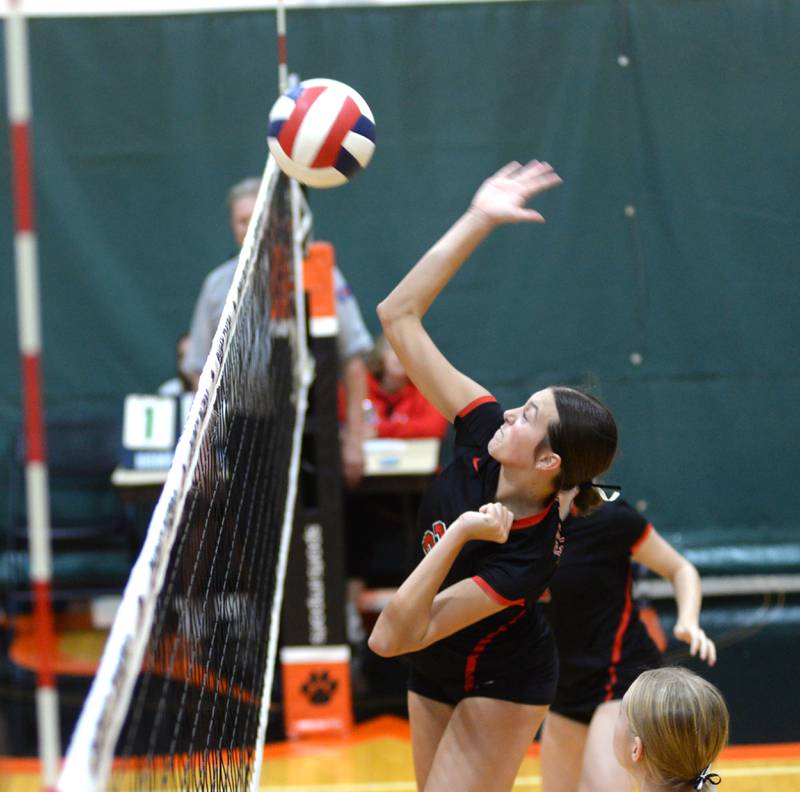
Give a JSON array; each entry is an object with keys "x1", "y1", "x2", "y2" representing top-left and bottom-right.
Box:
[
  {"x1": 276, "y1": 0, "x2": 289, "y2": 94},
  {"x1": 57, "y1": 159, "x2": 314, "y2": 792}
]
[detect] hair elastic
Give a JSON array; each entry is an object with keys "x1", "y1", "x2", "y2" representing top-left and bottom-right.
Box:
[
  {"x1": 591, "y1": 482, "x2": 622, "y2": 501},
  {"x1": 694, "y1": 765, "x2": 721, "y2": 789}
]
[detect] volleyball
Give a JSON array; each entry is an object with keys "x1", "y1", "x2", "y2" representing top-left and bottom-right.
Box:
[{"x1": 267, "y1": 78, "x2": 376, "y2": 189}]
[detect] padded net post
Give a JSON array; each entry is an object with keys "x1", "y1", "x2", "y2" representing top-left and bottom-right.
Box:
[{"x1": 58, "y1": 157, "x2": 313, "y2": 792}]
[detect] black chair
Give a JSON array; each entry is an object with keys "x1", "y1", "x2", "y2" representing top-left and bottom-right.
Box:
[{"x1": 2, "y1": 415, "x2": 137, "y2": 616}]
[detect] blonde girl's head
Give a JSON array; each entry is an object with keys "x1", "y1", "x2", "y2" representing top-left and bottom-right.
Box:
[{"x1": 614, "y1": 667, "x2": 730, "y2": 790}]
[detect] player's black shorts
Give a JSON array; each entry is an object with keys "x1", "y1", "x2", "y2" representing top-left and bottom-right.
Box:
[
  {"x1": 550, "y1": 648, "x2": 661, "y2": 725},
  {"x1": 407, "y1": 630, "x2": 559, "y2": 707},
  {"x1": 549, "y1": 695, "x2": 603, "y2": 725}
]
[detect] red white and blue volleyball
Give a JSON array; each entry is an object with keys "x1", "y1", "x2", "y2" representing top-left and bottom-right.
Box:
[{"x1": 267, "y1": 78, "x2": 376, "y2": 189}]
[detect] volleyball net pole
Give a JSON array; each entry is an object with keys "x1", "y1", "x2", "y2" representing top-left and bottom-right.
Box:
[
  {"x1": 269, "y1": 0, "x2": 355, "y2": 743},
  {"x1": 4, "y1": 1, "x2": 61, "y2": 789},
  {"x1": 249, "y1": 9, "x2": 316, "y2": 787}
]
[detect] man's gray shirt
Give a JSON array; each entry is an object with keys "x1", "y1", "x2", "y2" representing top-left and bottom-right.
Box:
[{"x1": 184, "y1": 256, "x2": 373, "y2": 377}]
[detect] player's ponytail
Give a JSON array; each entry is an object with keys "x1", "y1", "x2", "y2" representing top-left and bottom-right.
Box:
[
  {"x1": 625, "y1": 667, "x2": 729, "y2": 790},
  {"x1": 574, "y1": 480, "x2": 601, "y2": 512},
  {"x1": 546, "y1": 386, "x2": 617, "y2": 513}
]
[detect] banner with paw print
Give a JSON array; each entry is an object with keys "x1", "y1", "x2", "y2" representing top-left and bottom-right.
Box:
[{"x1": 280, "y1": 645, "x2": 353, "y2": 738}]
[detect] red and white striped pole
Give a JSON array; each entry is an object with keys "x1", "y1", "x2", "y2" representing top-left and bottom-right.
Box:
[
  {"x1": 276, "y1": 0, "x2": 288, "y2": 94},
  {"x1": 4, "y1": 2, "x2": 61, "y2": 788}
]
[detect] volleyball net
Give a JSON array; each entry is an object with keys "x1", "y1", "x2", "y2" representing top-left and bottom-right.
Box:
[{"x1": 57, "y1": 158, "x2": 314, "y2": 792}]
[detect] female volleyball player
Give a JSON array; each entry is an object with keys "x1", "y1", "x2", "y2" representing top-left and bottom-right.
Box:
[
  {"x1": 540, "y1": 499, "x2": 717, "y2": 792},
  {"x1": 368, "y1": 160, "x2": 618, "y2": 792},
  {"x1": 613, "y1": 667, "x2": 728, "y2": 791}
]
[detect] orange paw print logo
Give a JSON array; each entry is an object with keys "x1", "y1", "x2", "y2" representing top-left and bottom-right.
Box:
[
  {"x1": 422, "y1": 521, "x2": 447, "y2": 555},
  {"x1": 301, "y1": 671, "x2": 338, "y2": 705}
]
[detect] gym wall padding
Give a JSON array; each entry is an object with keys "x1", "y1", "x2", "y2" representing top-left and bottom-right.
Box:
[{"x1": 0, "y1": 0, "x2": 798, "y2": 550}]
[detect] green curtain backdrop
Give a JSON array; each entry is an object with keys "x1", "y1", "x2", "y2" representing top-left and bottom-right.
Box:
[{"x1": 1, "y1": 0, "x2": 798, "y2": 546}]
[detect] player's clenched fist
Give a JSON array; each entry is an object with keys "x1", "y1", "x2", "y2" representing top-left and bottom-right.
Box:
[{"x1": 453, "y1": 502, "x2": 514, "y2": 544}]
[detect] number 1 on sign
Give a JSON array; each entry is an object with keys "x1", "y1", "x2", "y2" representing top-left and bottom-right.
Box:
[
  {"x1": 122, "y1": 395, "x2": 177, "y2": 450},
  {"x1": 145, "y1": 406, "x2": 154, "y2": 440}
]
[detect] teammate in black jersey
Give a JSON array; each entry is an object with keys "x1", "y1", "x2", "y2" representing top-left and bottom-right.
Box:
[
  {"x1": 540, "y1": 500, "x2": 717, "y2": 792},
  {"x1": 368, "y1": 161, "x2": 618, "y2": 792}
]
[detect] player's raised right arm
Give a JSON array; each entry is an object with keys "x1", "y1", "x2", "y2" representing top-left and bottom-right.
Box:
[{"x1": 377, "y1": 160, "x2": 561, "y2": 422}]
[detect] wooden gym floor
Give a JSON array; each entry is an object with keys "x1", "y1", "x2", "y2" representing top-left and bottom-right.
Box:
[{"x1": 1, "y1": 716, "x2": 799, "y2": 791}]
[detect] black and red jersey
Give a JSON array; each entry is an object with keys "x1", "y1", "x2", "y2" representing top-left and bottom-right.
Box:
[
  {"x1": 545, "y1": 500, "x2": 661, "y2": 715},
  {"x1": 405, "y1": 397, "x2": 564, "y2": 695}
]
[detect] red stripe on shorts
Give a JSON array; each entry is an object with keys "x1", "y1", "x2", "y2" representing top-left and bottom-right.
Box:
[
  {"x1": 603, "y1": 569, "x2": 633, "y2": 701},
  {"x1": 464, "y1": 608, "x2": 527, "y2": 692}
]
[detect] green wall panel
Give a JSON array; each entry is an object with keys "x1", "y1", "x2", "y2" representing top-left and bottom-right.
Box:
[{"x1": 0, "y1": 0, "x2": 797, "y2": 543}]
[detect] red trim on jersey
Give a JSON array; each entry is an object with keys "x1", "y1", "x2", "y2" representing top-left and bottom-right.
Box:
[
  {"x1": 464, "y1": 608, "x2": 527, "y2": 691},
  {"x1": 312, "y1": 95, "x2": 361, "y2": 168},
  {"x1": 277, "y1": 85, "x2": 326, "y2": 156},
  {"x1": 457, "y1": 395, "x2": 496, "y2": 418},
  {"x1": 603, "y1": 568, "x2": 633, "y2": 701},
  {"x1": 511, "y1": 499, "x2": 555, "y2": 530},
  {"x1": 472, "y1": 456, "x2": 480, "y2": 472},
  {"x1": 630, "y1": 522, "x2": 653, "y2": 555},
  {"x1": 472, "y1": 575, "x2": 525, "y2": 608},
  {"x1": 538, "y1": 587, "x2": 552, "y2": 604}
]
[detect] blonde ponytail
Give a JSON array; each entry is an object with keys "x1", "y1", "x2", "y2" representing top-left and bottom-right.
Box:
[{"x1": 626, "y1": 667, "x2": 729, "y2": 790}]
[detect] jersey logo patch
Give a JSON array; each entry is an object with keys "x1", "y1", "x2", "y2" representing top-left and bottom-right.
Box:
[
  {"x1": 552, "y1": 521, "x2": 565, "y2": 558},
  {"x1": 422, "y1": 520, "x2": 447, "y2": 555},
  {"x1": 538, "y1": 588, "x2": 552, "y2": 604}
]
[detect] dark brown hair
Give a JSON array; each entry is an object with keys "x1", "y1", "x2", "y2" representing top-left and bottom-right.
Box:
[{"x1": 546, "y1": 386, "x2": 618, "y2": 511}]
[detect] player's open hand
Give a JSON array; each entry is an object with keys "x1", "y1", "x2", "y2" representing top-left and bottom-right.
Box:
[
  {"x1": 673, "y1": 621, "x2": 717, "y2": 666},
  {"x1": 470, "y1": 160, "x2": 562, "y2": 226},
  {"x1": 455, "y1": 502, "x2": 514, "y2": 544}
]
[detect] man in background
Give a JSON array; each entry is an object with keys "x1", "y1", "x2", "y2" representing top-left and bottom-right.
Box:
[
  {"x1": 183, "y1": 177, "x2": 373, "y2": 486},
  {"x1": 158, "y1": 332, "x2": 193, "y2": 396}
]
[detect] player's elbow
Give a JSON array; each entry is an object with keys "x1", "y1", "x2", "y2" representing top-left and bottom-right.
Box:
[
  {"x1": 367, "y1": 627, "x2": 401, "y2": 658},
  {"x1": 376, "y1": 305, "x2": 421, "y2": 354},
  {"x1": 377, "y1": 294, "x2": 419, "y2": 327},
  {"x1": 367, "y1": 612, "x2": 413, "y2": 658},
  {"x1": 671, "y1": 558, "x2": 700, "y2": 586},
  {"x1": 376, "y1": 297, "x2": 399, "y2": 328}
]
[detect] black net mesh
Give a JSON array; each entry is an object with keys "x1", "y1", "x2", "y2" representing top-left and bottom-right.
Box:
[{"x1": 101, "y1": 172, "x2": 298, "y2": 791}]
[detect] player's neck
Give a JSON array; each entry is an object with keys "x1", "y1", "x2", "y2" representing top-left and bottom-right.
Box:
[
  {"x1": 639, "y1": 776, "x2": 692, "y2": 792},
  {"x1": 495, "y1": 466, "x2": 552, "y2": 517}
]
